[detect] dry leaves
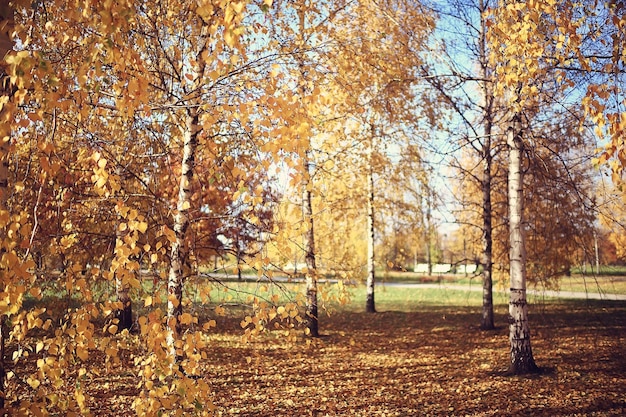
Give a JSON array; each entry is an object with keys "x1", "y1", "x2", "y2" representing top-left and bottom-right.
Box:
[{"x1": 5, "y1": 300, "x2": 625, "y2": 416}]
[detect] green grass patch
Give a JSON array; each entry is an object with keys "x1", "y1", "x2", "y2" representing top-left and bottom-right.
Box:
[{"x1": 570, "y1": 264, "x2": 626, "y2": 276}]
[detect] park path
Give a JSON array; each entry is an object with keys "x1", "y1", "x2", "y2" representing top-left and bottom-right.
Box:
[
  {"x1": 378, "y1": 282, "x2": 626, "y2": 301},
  {"x1": 204, "y1": 272, "x2": 626, "y2": 301}
]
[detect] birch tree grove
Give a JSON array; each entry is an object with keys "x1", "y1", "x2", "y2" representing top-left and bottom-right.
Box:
[{"x1": 0, "y1": 0, "x2": 623, "y2": 412}]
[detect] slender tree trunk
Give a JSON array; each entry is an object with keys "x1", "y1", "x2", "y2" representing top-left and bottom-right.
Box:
[
  {"x1": 593, "y1": 230, "x2": 600, "y2": 275},
  {"x1": 426, "y1": 189, "x2": 432, "y2": 277},
  {"x1": 480, "y1": 132, "x2": 495, "y2": 330},
  {"x1": 114, "y1": 168, "x2": 133, "y2": 332},
  {"x1": 480, "y1": 150, "x2": 494, "y2": 330},
  {"x1": 507, "y1": 114, "x2": 539, "y2": 375},
  {"x1": 115, "y1": 277, "x2": 133, "y2": 331},
  {"x1": 302, "y1": 150, "x2": 318, "y2": 337},
  {"x1": 478, "y1": 0, "x2": 495, "y2": 331},
  {"x1": 167, "y1": 109, "x2": 199, "y2": 363},
  {"x1": 365, "y1": 156, "x2": 376, "y2": 313},
  {"x1": 236, "y1": 234, "x2": 242, "y2": 281}
]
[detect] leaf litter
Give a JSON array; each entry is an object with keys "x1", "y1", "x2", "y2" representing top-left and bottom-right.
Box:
[{"x1": 5, "y1": 300, "x2": 626, "y2": 416}]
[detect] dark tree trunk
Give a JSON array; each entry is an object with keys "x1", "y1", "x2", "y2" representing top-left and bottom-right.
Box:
[
  {"x1": 478, "y1": 0, "x2": 495, "y2": 331},
  {"x1": 480, "y1": 131, "x2": 495, "y2": 330},
  {"x1": 115, "y1": 298, "x2": 133, "y2": 331}
]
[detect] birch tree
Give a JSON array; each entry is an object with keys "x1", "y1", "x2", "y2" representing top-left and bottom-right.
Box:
[
  {"x1": 506, "y1": 112, "x2": 539, "y2": 373},
  {"x1": 326, "y1": 0, "x2": 435, "y2": 312},
  {"x1": 423, "y1": 0, "x2": 505, "y2": 330}
]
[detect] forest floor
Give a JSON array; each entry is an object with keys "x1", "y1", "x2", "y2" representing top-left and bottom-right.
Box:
[{"x1": 6, "y1": 293, "x2": 626, "y2": 416}]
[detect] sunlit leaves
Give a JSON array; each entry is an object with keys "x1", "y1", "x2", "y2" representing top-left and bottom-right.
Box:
[{"x1": 487, "y1": 1, "x2": 626, "y2": 181}]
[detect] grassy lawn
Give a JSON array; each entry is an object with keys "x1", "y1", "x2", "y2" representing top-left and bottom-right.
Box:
[
  {"x1": 376, "y1": 270, "x2": 626, "y2": 295},
  {"x1": 7, "y1": 284, "x2": 626, "y2": 416},
  {"x1": 555, "y1": 275, "x2": 626, "y2": 294}
]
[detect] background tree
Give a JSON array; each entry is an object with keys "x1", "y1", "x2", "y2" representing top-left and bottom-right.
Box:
[
  {"x1": 423, "y1": 0, "x2": 508, "y2": 330},
  {"x1": 326, "y1": 0, "x2": 436, "y2": 313}
]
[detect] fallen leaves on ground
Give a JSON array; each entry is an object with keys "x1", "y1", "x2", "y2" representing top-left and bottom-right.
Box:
[{"x1": 7, "y1": 300, "x2": 626, "y2": 416}]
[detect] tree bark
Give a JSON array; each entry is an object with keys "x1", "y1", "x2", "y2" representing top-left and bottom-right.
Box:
[
  {"x1": 365, "y1": 151, "x2": 376, "y2": 313},
  {"x1": 478, "y1": 0, "x2": 495, "y2": 331},
  {"x1": 167, "y1": 109, "x2": 199, "y2": 363},
  {"x1": 480, "y1": 144, "x2": 495, "y2": 330},
  {"x1": 115, "y1": 271, "x2": 133, "y2": 331},
  {"x1": 114, "y1": 167, "x2": 133, "y2": 332},
  {"x1": 115, "y1": 269, "x2": 133, "y2": 331},
  {"x1": 507, "y1": 114, "x2": 539, "y2": 374},
  {"x1": 425, "y1": 188, "x2": 432, "y2": 277},
  {"x1": 302, "y1": 150, "x2": 319, "y2": 337}
]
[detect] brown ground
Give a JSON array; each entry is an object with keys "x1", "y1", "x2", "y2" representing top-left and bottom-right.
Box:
[{"x1": 6, "y1": 299, "x2": 626, "y2": 416}]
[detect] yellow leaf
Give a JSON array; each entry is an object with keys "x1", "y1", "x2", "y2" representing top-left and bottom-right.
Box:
[
  {"x1": 180, "y1": 312, "x2": 193, "y2": 325},
  {"x1": 76, "y1": 346, "x2": 89, "y2": 361},
  {"x1": 75, "y1": 389, "x2": 86, "y2": 409},
  {"x1": 29, "y1": 287, "x2": 42, "y2": 299},
  {"x1": 36, "y1": 341, "x2": 44, "y2": 354},
  {"x1": 203, "y1": 320, "x2": 216, "y2": 330},
  {"x1": 108, "y1": 324, "x2": 118, "y2": 334},
  {"x1": 137, "y1": 221, "x2": 148, "y2": 234},
  {"x1": 168, "y1": 294, "x2": 180, "y2": 308},
  {"x1": 163, "y1": 226, "x2": 177, "y2": 243},
  {"x1": 144, "y1": 295, "x2": 153, "y2": 307},
  {"x1": 27, "y1": 377, "x2": 40, "y2": 389}
]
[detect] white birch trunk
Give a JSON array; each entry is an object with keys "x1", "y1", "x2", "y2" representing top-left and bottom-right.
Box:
[
  {"x1": 365, "y1": 158, "x2": 376, "y2": 313},
  {"x1": 302, "y1": 150, "x2": 318, "y2": 337},
  {"x1": 507, "y1": 114, "x2": 539, "y2": 374},
  {"x1": 167, "y1": 109, "x2": 199, "y2": 364}
]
